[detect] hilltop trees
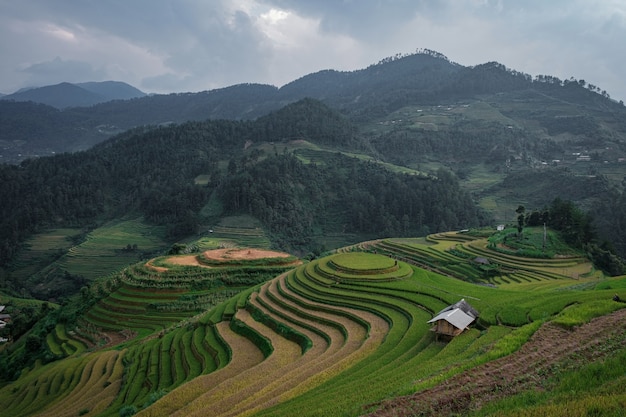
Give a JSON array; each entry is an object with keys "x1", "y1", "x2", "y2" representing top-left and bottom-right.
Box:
[
  {"x1": 219, "y1": 153, "x2": 484, "y2": 250},
  {"x1": 516, "y1": 205, "x2": 526, "y2": 237},
  {"x1": 524, "y1": 198, "x2": 624, "y2": 275}
]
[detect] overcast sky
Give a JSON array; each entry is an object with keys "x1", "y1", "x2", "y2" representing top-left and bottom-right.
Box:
[{"x1": 1, "y1": 0, "x2": 624, "y2": 101}]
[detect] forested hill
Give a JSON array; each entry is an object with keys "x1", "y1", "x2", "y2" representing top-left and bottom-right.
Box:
[
  {"x1": 2, "y1": 50, "x2": 624, "y2": 164},
  {"x1": 0, "y1": 99, "x2": 484, "y2": 274},
  {"x1": 2, "y1": 49, "x2": 626, "y2": 289}
]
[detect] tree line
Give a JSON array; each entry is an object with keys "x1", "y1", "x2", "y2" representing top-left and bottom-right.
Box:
[{"x1": 522, "y1": 198, "x2": 625, "y2": 275}]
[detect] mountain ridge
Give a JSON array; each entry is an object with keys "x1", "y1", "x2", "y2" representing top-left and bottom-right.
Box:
[
  {"x1": 0, "y1": 80, "x2": 146, "y2": 109},
  {"x1": 1, "y1": 51, "x2": 624, "y2": 164}
]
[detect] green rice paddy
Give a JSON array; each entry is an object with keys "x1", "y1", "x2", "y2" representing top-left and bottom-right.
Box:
[{"x1": 1, "y1": 231, "x2": 624, "y2": 417}]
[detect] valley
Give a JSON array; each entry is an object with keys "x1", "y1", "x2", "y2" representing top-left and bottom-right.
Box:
[{"x1": 1, "y1": 51, "x2": 626, "y2": 416}]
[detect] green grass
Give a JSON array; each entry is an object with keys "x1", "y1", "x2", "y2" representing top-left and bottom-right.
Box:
[
  {"x1": 331, "y1": 252, "x2": 397, "y2": 271},
  {"x1": 471, "y1": 343, "x2": 626, "y2": 417},
  {"x1": 552, "y1": 300, "x2": 624, "y2": 328}
]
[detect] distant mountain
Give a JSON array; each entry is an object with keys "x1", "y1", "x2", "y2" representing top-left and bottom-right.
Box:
[
  {"x1": 75, "y1": 81, "x2": 146, "y2": 101},
  {"x1": 0, "y1": 81, "x2": 146, "y2": 109},
  {"x1": 1, "y1": 50, "x2": 625, "y2": 165}
]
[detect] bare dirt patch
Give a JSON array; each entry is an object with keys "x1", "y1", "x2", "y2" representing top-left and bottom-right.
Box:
[
  {"x1": 364, "y1": 307, "x2": 626, "y2": 417},
  {"x1": 163, "y1": 255, "x2": 206, "y2": 267},
  {"x1": 202, "y1": 248, "x2": 293, "y2": 262},
  {"x1": 146, "y1": 248, "x2": 299, "y2": 272}
]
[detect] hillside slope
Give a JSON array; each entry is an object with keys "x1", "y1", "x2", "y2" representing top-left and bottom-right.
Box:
[{"x1": 1, "y1": 234, "x2": 625, "y2": 417}]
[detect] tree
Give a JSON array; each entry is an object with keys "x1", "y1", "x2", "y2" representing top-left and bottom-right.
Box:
[
  {"x1": 25, "y1": 334, "x2": 43, "y2": 353},
  {"x1": 516, "y1": 205, "x2": 526, "y2": 237}
]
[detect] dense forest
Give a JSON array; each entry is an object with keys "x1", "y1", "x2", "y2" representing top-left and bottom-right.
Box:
[
  {"x1": 219, "y1": 153, "x2": 483, "y2": 248},
  {"x1": 0, "y1": 99, "x2": 486, "y2": 296}
]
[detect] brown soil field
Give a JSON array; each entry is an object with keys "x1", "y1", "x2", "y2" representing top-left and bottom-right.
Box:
[
  {"x1": 364, "y1": 307, "x2": 626, "y2": 417},
  {"x1": 201, "y1": 248, "x2": 293, "y2": 261},
  {"x1": 162, "y1": 255, "x2": 207, "y2": 267},
  {"x1": 146, "y1": 248, "x2": 298, "y2": 272}
]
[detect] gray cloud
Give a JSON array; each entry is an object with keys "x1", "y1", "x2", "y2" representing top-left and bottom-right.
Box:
[
  {"x1": 0, "y1": 0, "x2": 624, "y2": 101},
  {"x1": 21, "y1": 57, "x2": 105, "y2": 86}
]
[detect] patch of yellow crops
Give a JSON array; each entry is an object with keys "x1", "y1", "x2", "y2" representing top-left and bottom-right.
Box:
[{"x1": 36, "y1": 350, "x2": 125, "y2": 417}]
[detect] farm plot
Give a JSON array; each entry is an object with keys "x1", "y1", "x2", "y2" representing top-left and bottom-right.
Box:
[
  {"x1": 0, "y1": 350, "x2": 124, "y2": 417},
  {"x1": 5, "y1": 239, "x2": 624, "y2": 417},
  {"x1": 56, "y1": 218, "x2": 167, "y2": 281},
  {"x1": 136, "y1": 257, "x2": 392, "y2": 417},
  {"x1": 83, "y1": 282, "x2": 189, "y2": 337},
  {"x1": 84, "y1": 248, "x2": 299, "y2": 338},
  {"x1": 45, "y1": 323, "x2": 86, "y2": 357},
  {"x1": 368, "y1": 231, "x2": 596, "y2": 287},
  {"x1": 206, "y1": 215, "x2": 272, "y2": 248},
  {"x1": 104, "y1": 319, "x2": 233, "y2": 415},
  {"x1": 132, "y1": 252, "x2": 537, "y2": 416},
  {"x1": 8, "y1": 228, "x2": 81, "y2": 282}
]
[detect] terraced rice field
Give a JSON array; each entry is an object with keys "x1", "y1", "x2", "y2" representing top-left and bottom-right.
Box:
[
  {"x1": 364, "y1": 231, "x2": 598, "y2": 286},
  {"x1": 0, "y1": 350, "x2": 124, "y2": 417},
  {"x1": 45, "y1": 323, "x2": 87, "y2": 357},
  {"x1": 7, "y1": 228, "x2": 82, "y2": 281},
  {"x1": 133, "y1": 252, "x2": 529, "y2": 416},
  {"x1": 56, "y1": 218, "x2": 167, "y2": 281},
  {"x1": 3, "y1": 235, "x2": 624, "y2": 417}
]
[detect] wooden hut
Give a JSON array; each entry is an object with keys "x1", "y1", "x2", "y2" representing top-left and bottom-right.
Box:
[{"x1": 428, "y1": 299, "x2": 479, "y2": 341}]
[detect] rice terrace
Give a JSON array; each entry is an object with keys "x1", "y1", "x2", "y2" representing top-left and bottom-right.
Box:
[{"x1": 1, "y1": 227, "x2": 626, "y2": 417}]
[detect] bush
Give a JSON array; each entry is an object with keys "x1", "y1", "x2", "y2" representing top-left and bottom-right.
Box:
[{"x1": 118, "y1": 405, "x2": 137, "y2": 417}]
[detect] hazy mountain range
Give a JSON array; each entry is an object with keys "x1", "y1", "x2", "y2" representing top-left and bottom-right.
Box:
[
  {"x1": 1, "y1": 51, "x2": 624, "y2": 164},
  {"x1": 0, "y1": 81, "x2": 146, "y2": 109}
]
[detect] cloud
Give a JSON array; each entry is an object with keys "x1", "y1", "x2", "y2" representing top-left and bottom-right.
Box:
[
  {"x1": 0, "y1": 0, "x2": 624, "y2": 100},
  {"x1": 21, "y1": 57, "x2": 105, "y2": 86}
]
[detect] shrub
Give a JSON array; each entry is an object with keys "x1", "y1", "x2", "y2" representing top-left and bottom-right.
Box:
[{"x1": 119, "y1": 405, "x2": 137, "y2": 417}]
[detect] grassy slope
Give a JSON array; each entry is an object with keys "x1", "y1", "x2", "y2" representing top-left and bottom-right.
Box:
[{"x1": 1, "y1": 231, "x2": 625, "y2": 417}]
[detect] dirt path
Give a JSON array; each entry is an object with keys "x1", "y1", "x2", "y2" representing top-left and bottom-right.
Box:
[{"x1": 364, "y1": 308, "x2": 626, "y2": 417}]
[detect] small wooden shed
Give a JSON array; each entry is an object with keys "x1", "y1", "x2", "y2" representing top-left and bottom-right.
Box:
[{"x1": 428, "y1": 299, "x2": 479, "y2": 341}]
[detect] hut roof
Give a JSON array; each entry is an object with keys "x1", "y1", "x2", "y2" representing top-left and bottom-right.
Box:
[{"x1": 427, "y1": 308, "x2": 475, "y2": 330}]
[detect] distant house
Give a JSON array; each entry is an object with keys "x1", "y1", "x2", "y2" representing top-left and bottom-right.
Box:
[
  {"x1": 497, "y1": 225, "x2": 505, "y2": 231},
  {"x1": 428, "y1": 299, "x2": 479, "y2": 341}
]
